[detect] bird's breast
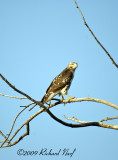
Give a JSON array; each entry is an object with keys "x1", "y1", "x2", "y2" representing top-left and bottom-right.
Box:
[{"x1": 60, "y1": 85, "x2": 69, "y2": 95}]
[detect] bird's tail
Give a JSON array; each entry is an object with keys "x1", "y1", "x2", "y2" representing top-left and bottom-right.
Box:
[
  {"x1": 41, "y1": 93, "x2": 49, "y2": 104},
  {"x1": 41, "y1": 96, "x2": 45, "y2": 104}
]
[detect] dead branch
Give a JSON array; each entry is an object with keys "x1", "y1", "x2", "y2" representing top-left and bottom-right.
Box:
[
  {"x1": 0, "y1": 74, "x2": 45, "y2": 109},
  {"x1": 1, "y1": 123, "x2": 30, "y2": 147},
  {"x1": 63, "y1": 115, "x2": 118, "y2": 130},
  {"x1": 100, "y1": 116, "x2": 118, "y2": 122},
  {"x1": 0, "y1": 1, "x2": 117, "y2": 148},
  {"x1": 29, "y1": 104, "x2": 37, "y2": 111},
  {"x1": 0, "y1": 93, "x2": 27, "y2": 99},
  {"x1": 8, "y1": 123, "x2": 29, "y2": 147},
  {"x1": 1, "y1": 108, "x2": 45, "y2": 147},
  {"x1": 0, "y1": 102, "x2": 34, "y2": 147},
  {"x1": 63, "y1": 115, "x2": 92, "y2": 123},
  {"x1": 74, "y1": 0, "x2": 118, "y2": 68},
  {"x1": 62, "y1": 97, "x2": 118, "y2": 110},
  {"x1": 1, "y1": 95, "x2": 117, "y2": 147},
  {"x1": 0, "y1": 131, "x2": 11, "y2": 144},
  {"x1": 0, "y1": 74, "x2": 117, "y2": 147}
]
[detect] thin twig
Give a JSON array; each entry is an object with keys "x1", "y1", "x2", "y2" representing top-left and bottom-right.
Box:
[
  {"x1": 0, "y1": 102, "x2": 33, "y2": 147},
  {"x1": 3, "y1": 109, "x2": 44, "y2": 147},
  {"x1": 29, "y1": 104, "x2": 37, "y2": 111},
  {"x1": 63, "y1": 115, "x2": 92, "y2": 123},
  {"x1": 100, "y1": 116, "x2": 118, "y2": 122},
  {"x1": 0, "y1": 74, "x2": 45, "y2": 109},
  {"x1": 0, "y1": 93, "x2": 27, "y2": 99},
  {"x1": 4, "y1": 123, "x2": 29, "y2": 147},
  {"x1": 0, "y1": 131, "x2": 11, "y2": 144},
  {"x1": 74, "y1": 0, "x2": 118, "y2": 68},
  {"x1": 0, "y1": 100, "x2": 61, "y2": 147}
]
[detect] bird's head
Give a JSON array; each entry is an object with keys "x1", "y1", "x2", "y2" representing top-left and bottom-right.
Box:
[{"x1": 67, "y1": 62, "x2": 78, "y2": 70}]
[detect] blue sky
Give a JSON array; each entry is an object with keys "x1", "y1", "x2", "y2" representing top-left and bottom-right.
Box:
[{"x1": 0, "y1": 0, "x2": 118, "y2": 159}]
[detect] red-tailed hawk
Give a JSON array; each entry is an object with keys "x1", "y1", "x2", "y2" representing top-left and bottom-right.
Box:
[{"x1": 41, "y1": 62, "x2": 78, "y2": 104}]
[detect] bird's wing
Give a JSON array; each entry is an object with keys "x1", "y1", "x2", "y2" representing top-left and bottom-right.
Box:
[{"x1": 46, "y1": 68, "x2": 73, "y2": 94}]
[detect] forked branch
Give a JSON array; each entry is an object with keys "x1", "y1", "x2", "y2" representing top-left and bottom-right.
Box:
[
  {"x1": 0, "y1": 68, "x2": 117, "y2": 148},
  {"x1": 0, "y1": 1, "x2": 117, "y2": 148},
  {"x1": 62, "y1": 115, "x2": 118, "y2": 130}
]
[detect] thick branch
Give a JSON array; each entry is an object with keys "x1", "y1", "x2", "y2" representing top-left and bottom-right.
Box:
[{"x1": 74, "y1": 0, "x2": 118, "y2": 68}]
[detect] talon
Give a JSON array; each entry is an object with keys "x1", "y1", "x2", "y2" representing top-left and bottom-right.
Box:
[
  {"x1": 71, "y1": 97, "x2": 75, "y2": 99},
  {"x1": 67, "y1": 94, "x2": 75, "y2": 100}
]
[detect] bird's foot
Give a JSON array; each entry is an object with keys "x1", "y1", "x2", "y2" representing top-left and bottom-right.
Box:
[
  {"x1": 67, "y1": 94, "x2": 75, "y2": 101},
  {"x1": 61, "y1": 97, "x2": 67, "y2": 106}
]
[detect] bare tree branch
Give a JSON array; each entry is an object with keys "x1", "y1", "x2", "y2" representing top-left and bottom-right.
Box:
[
  {"x1": 100, "y1": 116, "x2": 118, "y2": 122},
  {"x1": 0, "y1": 74, "x2": 45, "y2": 109},
  {"x1": 0, "y1": 93, "x2": 27, "y2": 99},
  {"x1": 0, "y1": 74, "x2": 118, "y2": 147},
  {"x1": 63, "y1": 115, "x2": 118, "y2": 130},
  {"x1": 1, "y1": 93, "x2": 117, "y2": 147},
  {"x1": 29, "y1": 104, "x2": 37, "y2": 111},
  {"x1": 2, "y1": 123, "x2": 29, "y2": 147},
  {"x1": 74, "y1": 0, "x2": 118, "y2": 69},
  {"x1": 9, "y1": 123, "x2": 29, "y2": 147},
  {"x1": 0, "y1": 1, "x2": 117, "y2": 148},
  {"x1": 0, "y1": 131, "x2": 11, "y2": 144},
  {"x1": 0, "y1": 102, "x2": 33, "y2": 147},
  {"x1": 62, "y1": 97, "x2": 118, "y2": 110},
  {"x1": 63, "y1": 115, "x2": 92, "y2": 123},
  {"x1": 1, "y1": 108, "x2": 45, "y2": 147}
]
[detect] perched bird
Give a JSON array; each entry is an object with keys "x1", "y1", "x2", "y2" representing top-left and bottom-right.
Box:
[{"x1": 41, "y1": 62, "x2": 78, "y2": 104}]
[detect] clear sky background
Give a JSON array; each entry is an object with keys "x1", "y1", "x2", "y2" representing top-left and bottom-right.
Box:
[{"x1": 0, "y1": 0, "x2": 118, "y2": 159}]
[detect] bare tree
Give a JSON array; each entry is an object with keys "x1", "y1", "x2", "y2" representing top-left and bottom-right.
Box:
[{"x1": 0, "y1": 0, "x2": 118, "y2": 148}]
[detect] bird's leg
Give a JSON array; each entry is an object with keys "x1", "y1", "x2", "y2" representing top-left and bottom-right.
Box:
[
  {"x1": 46, "y1": 100, "x2": 51, "y2": 106},
  {"x1": 61, "y1": 95, "x2": 67, "y2": 106},
  {"x1": 61, "y1": 95, "x2": 65, "y2": 102}
]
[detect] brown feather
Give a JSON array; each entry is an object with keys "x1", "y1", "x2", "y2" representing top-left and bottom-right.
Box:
[{"x1": 41, "y1": 62, "x2": 77, "y2": 104}]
